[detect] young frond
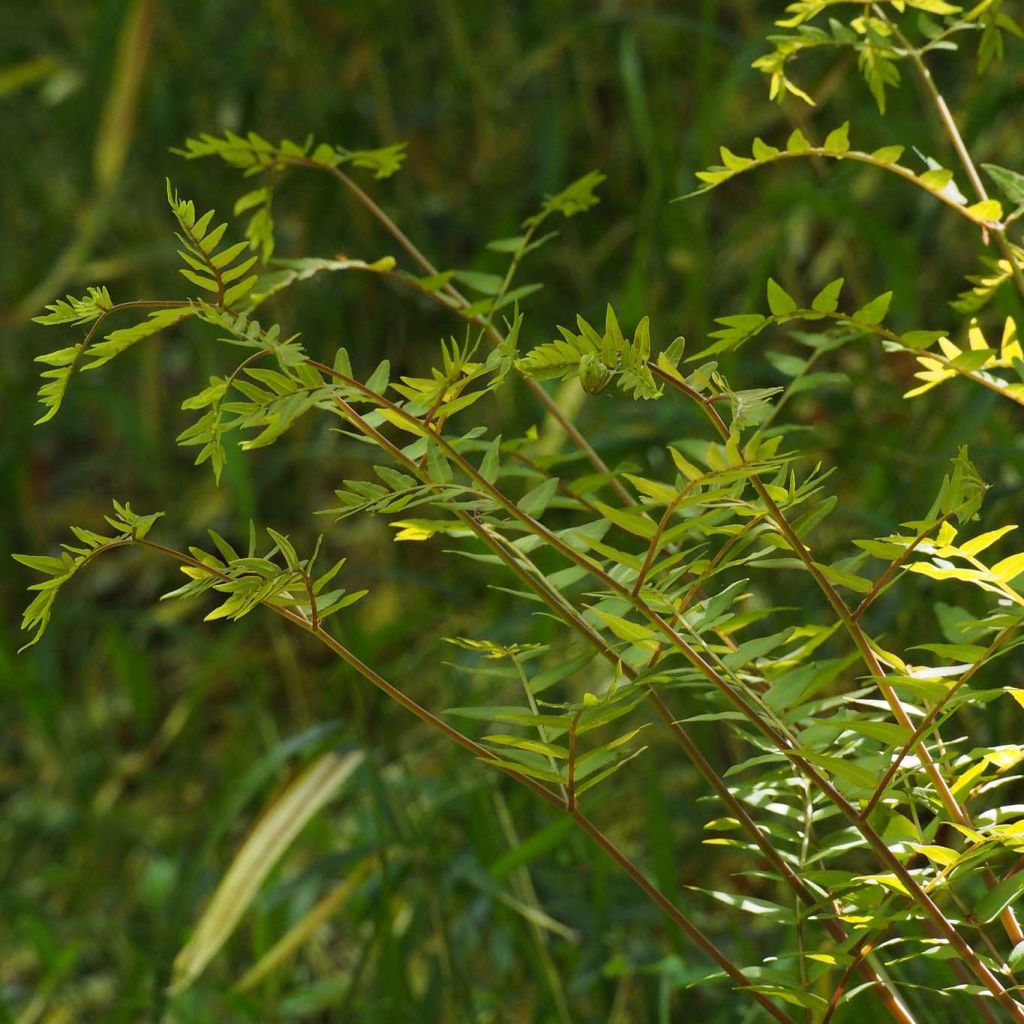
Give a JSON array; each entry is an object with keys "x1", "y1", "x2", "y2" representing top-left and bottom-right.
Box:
[
  {"x1": 14, "y1": 502, "x2": 164, "y2": 650},
  {"x1": 683, "y1": 124, "x2": 1003, "y2": 228},
  {"x1": 32, "y1": 286, "x2": 113, "y2": 326},
  {"x1": 33, "y1": 344, "x2": 87, "y2": 425},
  {"x1": 332, "y1": 142, "x2": 408, "y2": 179},
  {"x1": 32, "y1": 285, "x2": 193, "y2": 422},
  {"x1": 389, "y1": 333, "x2": 487, "y2": 410},
  {"x1": 173, "y1": 131, "x2": 314, "y2": 171},
  {"x1": 756, "y1": 3, "x2": 969, "y2": 111},
  {"x1": 517, "y1": 305, "x2": 664, "y2": 399},
  {"x1": 248, "y1": 255, "x2": 397, "y2": 307},
  {"x1": 166, "y1": 179, "x2": 258, "y2": 308},
  {"x1": 233, "y1": 186, "x2": 276, "y2": 264}
]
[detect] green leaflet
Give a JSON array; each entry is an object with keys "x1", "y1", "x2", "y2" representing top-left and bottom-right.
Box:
[
  {"x1": 766, "y1": 278, "x2": 797, "y2": 316},
  {"x1": 338, "y1": 142, "x2": 408, "y2": 179},
  {"x1": 161, "y1": 529, "x2": 363, "y2": 627},
  {"x1": 851, "y1": 292, "x2": 892, "y2": 327},
  {"x1": 517, "y1": 478, "x2": 560, "y2": 518},
  {"x1": 174, "y1": 313, "x2": 323, "y2": 483},
  {"x1": 975, "y1": 872, "x2": 1024, "y2": 924},
  {"x1": 982, "y1": 163, "x2": 1024, "y2": 208},
  {"x1": 250, "y1": 255, "x2": 397, "y2": 305}
]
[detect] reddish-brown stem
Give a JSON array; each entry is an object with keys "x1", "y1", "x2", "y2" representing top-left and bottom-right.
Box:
[
  {"x1": 135, "y1": 537, "x2": 796, "y2": 1023},
  {"x1": 137, "y1": 538, "x2": 561, "y2": 805},
  {"x1": 77, "y1": 298, "x2": 190, "y2": 351},
  {"x1": 286, "y1": 357, "x2": 989, "y2": 1018},
  {"x1": 568, "y1": 810, "x2": 796, "y2": 1023},
  {"x1": 305, "y1": 362, "x2": 924, "y2": 1015},
  {"x1": 292, "y1": 156, "x2": 636, "y2": 507},
  {"x1": 851, "y1": 515, "x2": 953, "y2": 623},
  {"x1": 862, "y1": 620, "x2": 1022, "y2": 819},
  {"x1": 651, "y1": 363, "x2": 1024, "y2": 968},
  {"x1": 651, "y1": 363, "x2": 978, "y2": 817},
  {"x1": 631, "y1": 482, "x2": 696, "y2": 596},
  {"x1": 566, "y1": 711, "x2": 582, "y2": 813}
]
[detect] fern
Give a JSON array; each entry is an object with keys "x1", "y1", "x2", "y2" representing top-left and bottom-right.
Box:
[
  {"x1": 166, "y1": 180, "x2": 259, "y2": 308},
  {"x1": 390, "y1": 334, "x2": 484, "y2": 408},
  {"x1": 903, "y1": 316, "x2": 1024, "y2": 401},
  {"x1": 83, "y1": 306, "x2": 195, "y2": 370},
  {"x1": 173, "y1": 131, "x2": 315, "y2": 171},
  {"x1": 162, "y1": 529, "x2": 365, "y2": 626},
  {"x1": 755, "y1": 2, "x2": 1020, "y2": 110},
  {"x1": 32, "y1": 287, "x2": 193, "y2": 422},
  {"x1": 17, "y1": 12, "x2": 1024, "y2": 1013},
  {"x1": 14, "y1": 501, "x2": 164, "y2": 649},
  {"x1": 175, "y1": 131, "x2": 407, "y2": 179},
  {"x1": 685, "y1": 123, "x2": 1004, "y2": 226},
  {"x1": 669, "y1": 277, "x2": 1024, "y2": 409},
  {"x1": 517, "y1": 305, "x2": 668, "y2": 400},
  {"x1": 232, "y1": 186, "x2": 276, "y2": 263},
  {"x1": 32, "y1": 286, "x2": 113, "y2": 326},
  {"x1": 249, "y1": 255, "x2": 397, "y2": 306},
  {"x1": 173, "y1": 133, "x2": 408, "y2": 265},
  {"x1": 331, "y1": 142, "x2": 408, "y2": 179},
  {"x1": 31, "y1": 181, "x2": 263, "y2": 424},
  {"x1": 32, "y1": 343, "x2": 86, "y2": 425}
]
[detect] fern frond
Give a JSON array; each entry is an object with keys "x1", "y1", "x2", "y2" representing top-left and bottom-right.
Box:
[
  {"x1": 233, "y1": 186, "x2": 275, "y2": 263},
  {"x1": 175, "y1": 311, "x2": 311, "y2": 482},
  {"x1": 516, "y1": 326, "x2": 597, "y2": 381},
  {"x1": 172, "y1": 131, "x2": 310, "y2": 171},
  {"x1": 32, "y1": 286, "x2": 113, "y2": 326},
  {"x1": 162, "y1": 529, "x2": 365, "y2": 626},
  {"x1": 175, "y1": 131, "x2": 407, "y2": 179},
  {"x1": 682, "y1": 125, "x2": 1003, "y2": 229},
  {"x1": 14, "y1": 502, "x2": 164, "y2": 650},
  {"x1": 82, "y1": 307, "x2": 195, "y2": 370},
  {"x1": 172, "y1": 133, "x2": 407, "y2": 268},
  {"x1": 517, "y1": 306, "x2": 664, "y2": 399},
  {"x1": 33, "y1": 344, "x2": 86, "y2": 424},
  {"x1": 333, "y1": 143, "x2": 408, "y2": 179},
  {"x1": 904, "y1": 317, "x2": 1024, "y2": 403},
  {"x1": 32, "y1": 286, "x2": 116, "y2": 422},
  {"x1": 166, "y1": 179, "x2": 258, "y2": 308}
]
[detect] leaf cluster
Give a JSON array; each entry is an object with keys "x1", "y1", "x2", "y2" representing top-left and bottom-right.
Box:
[{"x1": 516, "y1": 304, "x2": 675, "y2": 400}]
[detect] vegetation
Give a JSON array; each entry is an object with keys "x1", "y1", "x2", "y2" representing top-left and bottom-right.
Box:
[{"x1": 5, "y1": 2, "x2": 1024, "y2": 1021}]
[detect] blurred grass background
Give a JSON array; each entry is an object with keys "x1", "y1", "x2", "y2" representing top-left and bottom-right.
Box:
[{"x1": 2, "y1": 1, "x2": 1023, "y2": 1021}]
